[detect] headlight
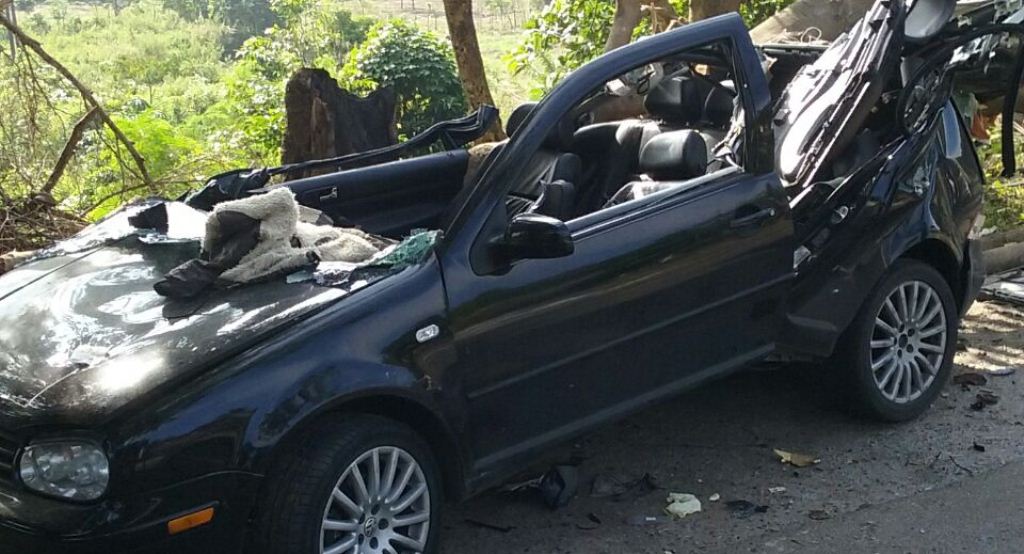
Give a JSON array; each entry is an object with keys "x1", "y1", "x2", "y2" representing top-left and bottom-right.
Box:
[{"x1": 18, "y1": 441, "x2": 109, "y2": 502}]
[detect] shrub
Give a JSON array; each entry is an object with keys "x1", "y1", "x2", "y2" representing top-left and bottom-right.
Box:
[{"x1": 342, "y1": 20, "x2": 468, "y2": 139}]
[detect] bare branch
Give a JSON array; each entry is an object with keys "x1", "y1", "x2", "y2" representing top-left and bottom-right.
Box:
[
  {"x1": 41, "y1": 107, "x2": 100, "y2": 196},
  {"x1": 0, "y1": 11, "x2": 154, "y2": 188}
]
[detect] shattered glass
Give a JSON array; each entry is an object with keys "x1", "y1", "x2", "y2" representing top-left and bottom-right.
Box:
[{"x1": 308, "y1": 230, "x2": 443, "y2": 288}]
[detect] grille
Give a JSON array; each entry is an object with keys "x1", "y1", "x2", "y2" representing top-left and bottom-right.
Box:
[{"x1": 0, "y1": 431, "x2": 19, "y2": 482}]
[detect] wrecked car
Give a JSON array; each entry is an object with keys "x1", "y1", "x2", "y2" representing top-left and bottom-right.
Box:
[{"x1": 1, "y1": 0, "x2": 1022, "y2": 552}]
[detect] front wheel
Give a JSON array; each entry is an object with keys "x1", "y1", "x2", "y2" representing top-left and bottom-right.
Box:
[
  {"x1": 254, "y1": 415, "x2": 442, "y2": 554},
  {"x1": 835, "y1": 259, "x2": 958, "y2": 422}
]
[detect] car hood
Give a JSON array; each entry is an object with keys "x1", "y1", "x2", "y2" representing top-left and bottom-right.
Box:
[{"x1": 0, "y1": 209, "x2": 350, "y2": 430}]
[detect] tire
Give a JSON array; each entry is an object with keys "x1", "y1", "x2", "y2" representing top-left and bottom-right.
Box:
[
  {"x1": 253, "y1": 415, "x2": 443, "y2": 554},
  {"x1": 835, "y1": 259, "x2": 958, "y2": 422}
]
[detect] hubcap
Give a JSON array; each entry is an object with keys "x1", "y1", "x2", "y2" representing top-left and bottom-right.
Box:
[
  {"x1": 320, "y1": 446, "x2": 430, "y2": 554},
  {"x1": 870, "y1": 280, "x2": 947, "y2": 404}
]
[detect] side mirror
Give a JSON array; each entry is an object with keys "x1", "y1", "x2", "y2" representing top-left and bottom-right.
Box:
[{"x1": 501, "y1": 213, "x2": 574, "y2": 260}]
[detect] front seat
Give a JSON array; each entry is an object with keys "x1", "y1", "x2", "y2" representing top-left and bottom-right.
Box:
[{"x1": 604, "y1": 130, "x2": 709, "y2": 208}]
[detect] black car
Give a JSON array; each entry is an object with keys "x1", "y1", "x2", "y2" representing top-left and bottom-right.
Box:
[{"x1": 0, "y1": 1, "x2": 1017, "y2": 552}]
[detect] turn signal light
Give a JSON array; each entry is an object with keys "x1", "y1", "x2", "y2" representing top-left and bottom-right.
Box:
[{"x1": 167, "y1": 507, "x2": 215, "y2": 535}]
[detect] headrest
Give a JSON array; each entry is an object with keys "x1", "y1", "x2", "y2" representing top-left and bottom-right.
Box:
[
  {"x1": 506, "y1": 102, "x2": 576, "y2": 151},
  {"x1": 703, "y1": 87, "x2": 735, "y2": 129},
  {"x1": 638, "y1": 130, "x2": 708, "y2": 180},
  {"x1": 506, "y1": 102, "x2": 537, "y2": 137},
  {"x1": 643, "y1": 74, "x2": 707, "y2": 126},
  {"x1": 550, "y1": 153, "x2": 583, "y2": 183}
]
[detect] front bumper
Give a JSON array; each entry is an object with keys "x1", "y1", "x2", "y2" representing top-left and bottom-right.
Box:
[
  {"x1": 0, "y1": 471, "x2": 261, "y2": 554},
  {"x1": 961, "y1": 238, "x2": 986, "y2": 316}
]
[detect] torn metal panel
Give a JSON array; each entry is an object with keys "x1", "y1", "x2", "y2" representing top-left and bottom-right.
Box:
[{"x1": 981, "y1": 269, "x2": 1024, "y2": 305}]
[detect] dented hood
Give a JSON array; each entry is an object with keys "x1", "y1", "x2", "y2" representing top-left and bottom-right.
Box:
[{"x1": 0, "y1": 210, "x2": 349, "y2": 430}]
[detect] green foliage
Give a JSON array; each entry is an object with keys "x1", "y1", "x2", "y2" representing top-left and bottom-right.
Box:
[
  {"x1": 159, "y1": 0, "x2": 279, "y2": 50},
  {"x1": 342, "y1": 20, "x2": 468, "y2": 139},
  {"x1": 510, "y1": 0, "x2": 796, "y2": 96},
  {"x1": 977, "y1": 130, "x2": 1024, "y2": 230},
  {"x1": 508, "y1": 0, "x2": 616, "y2": 95}
]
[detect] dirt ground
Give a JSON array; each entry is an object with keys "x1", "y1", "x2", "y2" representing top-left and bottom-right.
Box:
[{"x1": 440, "y1": 300, "x2": 1024, "y2": 553}]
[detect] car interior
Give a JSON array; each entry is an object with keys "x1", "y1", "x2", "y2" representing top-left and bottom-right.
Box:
[{"x1": 280, "y1": 33, "x2": 908, "y2": 244}]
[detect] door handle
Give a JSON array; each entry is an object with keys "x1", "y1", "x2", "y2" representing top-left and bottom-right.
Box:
[
  {"x1": 319, "y1": 187, "x2": 338, "y2": 202},
  {"x1": 730, "y1": 207, "x2": 776, "y2": 229}
]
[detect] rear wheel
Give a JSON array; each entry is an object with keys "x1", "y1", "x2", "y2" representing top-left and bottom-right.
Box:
[
  {"x1": 835, "y1": 260, "x2": 958, "y2": 421},
  {"x1": 255, "y1": 415, "x2": 442, "y2": 554}
]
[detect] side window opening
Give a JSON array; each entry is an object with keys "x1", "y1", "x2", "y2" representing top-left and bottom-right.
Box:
[{"x1": 502, "y1": 40, "x2": 747, "y2": 228}]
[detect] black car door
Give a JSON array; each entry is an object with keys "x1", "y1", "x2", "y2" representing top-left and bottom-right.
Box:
[
  {"x1": 449, "y1": 168, "x2": 792, "y2": 470},
  {"x1": 437, "y1": 15, "x2": 793, "y2": 477}
]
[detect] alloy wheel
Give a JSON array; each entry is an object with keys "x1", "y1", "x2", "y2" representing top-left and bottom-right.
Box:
[
  {"x1": 869, "y1": 280, "x2": 948, "y2": 404},
  {"x1": 320, "y1": 446, "x2": 431, "y2": 554}
]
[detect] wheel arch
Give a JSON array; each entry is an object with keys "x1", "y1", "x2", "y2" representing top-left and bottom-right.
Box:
[
  {"x1": 257, "y1": 391, "x2": 469, "y2": 504},
  {"x1": 896, "y1": 237, "x2": 966, "y2": 311}
]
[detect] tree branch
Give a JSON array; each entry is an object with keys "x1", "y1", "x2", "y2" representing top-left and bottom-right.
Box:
[
  {"x1": 40, "y1": 106, "x2": 99, "y2": 196},
  {"x1": 0, "y1": 11, "x2": 154, "y2": 188}
]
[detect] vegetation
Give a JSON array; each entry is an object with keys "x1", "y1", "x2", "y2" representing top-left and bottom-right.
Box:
[
  {"x1": 1, "y1": 0, "x2": 1021, "y2": 256},
  {"x1": 0, "y1": 0, "x2": 466, "y2": 232}
]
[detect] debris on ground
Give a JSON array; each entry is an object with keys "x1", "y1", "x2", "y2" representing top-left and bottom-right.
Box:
[
  {"x1": 768, "y1": 486, "x2": 787, "y2": 494},
  {"x1": 970, "y1": 392, "x2": 999, "y2": 411},
  {"x1": 725, "y1": 500, "x2": 769, "y2": 518},
  {"x1": 664, "y1": 493, "x2": 702, "y2": 519},
  {"x1": 972, "y1": 442, "x2": 986, "y2": 452},
  {"x1": 590, "y1": 472, "x2": 659, "y2": 501},
  {"x1": 774, "y1": 448, "x2": 820, "y2": 468},
  {"x1": 989, "y1": 367, "x2": 1018, "y2": 377},
  {"x1": 626, "y1": 514, "x2": 671, "y2": 526},
  {"x1": 808, "y1": 509, "x2": 832, "y2": 521},
  {"x1": 498, "y1": 465, "x2": 578, "y2": 509},
  {"x1": 954, "y1": 372, "x2": 989, "y2": 388},
  {"x1": 539, "y1": 465, "x2": 579, "y2": 509},
  {"x1": 464, "y1": 518, "x2": 514, "y2": 533},
  {"x1": 708, "y1": 493, "x2": 721, "y2": 502}
]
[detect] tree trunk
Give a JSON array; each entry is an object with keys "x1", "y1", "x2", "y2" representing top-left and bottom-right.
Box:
[
  {"x1": 689, "y1": 0, "x2": 742, "y2": 22},
  {"x1": 442, "y1": 0, "x2": 505, "y2": 142},
  {"x1": 750, "y1": 0, "x2": 875, "y2": 43},
  {"x1": 606, "y1": 0, "x2": 643, "y2": 52},
  {"x1": 281, "y1": 68, "x2": 399, "y2": 179}
]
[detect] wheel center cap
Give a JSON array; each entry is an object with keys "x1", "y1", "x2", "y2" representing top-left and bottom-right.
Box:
[
  {"x1": 898, "y1": 335, "x2": 909, "y2": 348},
  {"x1": 363, "y1": 516, "x2": 378, "y2": 537}
]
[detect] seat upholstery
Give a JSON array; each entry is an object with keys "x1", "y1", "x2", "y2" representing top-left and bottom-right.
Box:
[{"x1": 604, "y1": 130, "x2": 709, "y2": 208}]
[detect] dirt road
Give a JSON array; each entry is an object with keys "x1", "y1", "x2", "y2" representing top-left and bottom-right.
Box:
[{"x1": 441, "y1": 300, "x2": 1024, "y2": 553}]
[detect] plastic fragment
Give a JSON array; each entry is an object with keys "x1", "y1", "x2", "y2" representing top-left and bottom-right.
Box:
[
  {"x1": 664, "y1": 493, "x2": 702, "y2": 519},
  {"x1": 774, "y1": 448, "x2": 820, "y2": 468},
  {"x1": 626, "y1": 515, "x2": 670, "y2": 526},
  {"x1": 539, "y1": 465, "x2": 579, "y2": 510},
  {"x1": 709, "y1": 493, "x2": 721, "y2": 502},
  {"x1": 768, "y1": 486, "x2": 787, "y2": 494}
]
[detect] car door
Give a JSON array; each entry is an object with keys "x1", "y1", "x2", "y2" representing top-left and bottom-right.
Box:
[{"x1": 438, "y1": 15, "x2": 794, "y2": 475}]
